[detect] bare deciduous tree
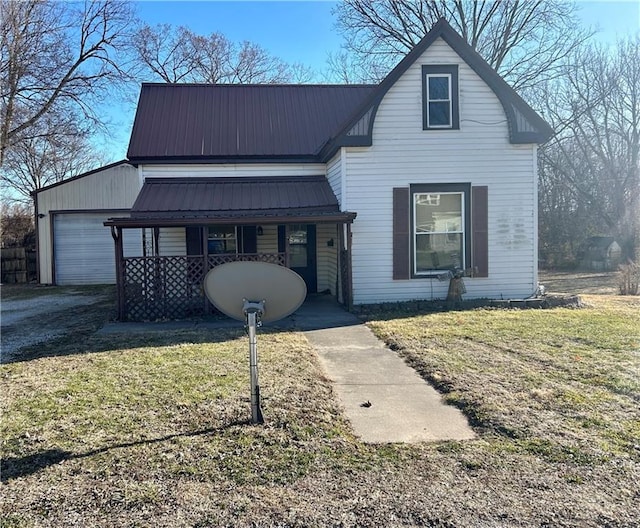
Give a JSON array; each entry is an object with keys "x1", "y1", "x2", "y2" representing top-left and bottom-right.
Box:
[
  {"x1": 131, "y1": 24, "x2": 313, "y2": 84},
  {"x1": 2, "y1": 110, "x2": 106, "y2": 203},
  {"x1": 129, "y1": 23, "x2": 196, "y2": 83},
  {"x1": 0, "y1": 0, "x2": 134, "y2": 165},
  {"x1": 324, "y1": 50, "x2": 387, "y2": 84},
  {"x1": 538, "y1": 36, "x2": 640, "y2": 264},
  {"x1": 331, "y1": 0, "x2": 592, "y2": 88},
  {"x1": 0, "y1": 200, "x2": 34, "y2": 247}
]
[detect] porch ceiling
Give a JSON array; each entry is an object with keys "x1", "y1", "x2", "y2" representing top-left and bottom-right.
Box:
[{"x1": 105, "y1": 175, "x2": 356, "y2": 227}]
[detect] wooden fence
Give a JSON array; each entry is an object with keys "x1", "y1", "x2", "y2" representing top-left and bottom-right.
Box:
[{"x1": 1, "y1": 247, "x2": 36, "y2": 283}]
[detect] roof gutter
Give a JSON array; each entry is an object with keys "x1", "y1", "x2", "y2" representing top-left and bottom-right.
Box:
[{"x1": 104, "y1": 212, "x2": 357, "y2": 229}]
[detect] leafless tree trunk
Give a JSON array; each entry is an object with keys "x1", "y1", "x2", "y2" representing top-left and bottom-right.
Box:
[{"x1": 0, "y1": 0, "x2": 134, "y2": 165}]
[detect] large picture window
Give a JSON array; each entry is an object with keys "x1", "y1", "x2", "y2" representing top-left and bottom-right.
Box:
[
  {"x1": 422, "y1": 65, "x2": 459, "y2": 130},
  {"x1": 411, "y1": 183, "x2": 470, "y2": 275}
]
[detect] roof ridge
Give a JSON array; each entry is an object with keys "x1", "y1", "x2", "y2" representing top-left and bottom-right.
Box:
[{"x1": 140, "y1": 82, "x2": 377, "y2": 89}]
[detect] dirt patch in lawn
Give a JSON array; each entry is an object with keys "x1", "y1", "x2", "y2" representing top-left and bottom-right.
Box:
[{"x1": 1, "y1": 285, "x2": 114, "y2": 363}]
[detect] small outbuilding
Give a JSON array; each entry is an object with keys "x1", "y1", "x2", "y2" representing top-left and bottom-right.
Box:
[
  {"x1": 33, "y1": 161, "x2": 142, "y2": 285},
  {"x1": 579, "y1": 236, "x2": 622, "y2": 271}
]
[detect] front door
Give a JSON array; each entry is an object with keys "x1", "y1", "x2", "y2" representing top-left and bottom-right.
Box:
[{"x1": 280, "y1": 224, "x2": 317, "y2": 293}]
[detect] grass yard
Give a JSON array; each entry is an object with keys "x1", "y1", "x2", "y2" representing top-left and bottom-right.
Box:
[
  {"x1": 1, "y1": 284, "x2": 114, "y2": 302},
  {"x1": 1, "y1": 292, "x2": 639, "y2": 527}
]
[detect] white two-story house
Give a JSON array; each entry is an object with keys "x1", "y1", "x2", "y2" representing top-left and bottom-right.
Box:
[{"x1": 34, "y1": 19, "x2": 552, "y2": 320}]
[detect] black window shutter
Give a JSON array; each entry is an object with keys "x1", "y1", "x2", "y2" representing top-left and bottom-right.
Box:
[
  {"x1": 472, "y1": 186, "x2": 489, "y2": 277},
  {"x1": 242, "y1": 226, "x2": 257, "y2": 254},
  {"x1": 186, "y1": 227, "x2": 203, "y2": 256},
  {"x1": 277, "y1": 225, "x2": 286, "y2": 253},
  {"x1": 393, "y1": 187, "x2": 410, "y2": 280}
]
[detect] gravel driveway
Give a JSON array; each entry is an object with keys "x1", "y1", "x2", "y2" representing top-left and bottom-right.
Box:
[{"x1": 1, "y1": 291, "x2": 108, "y2": 363}]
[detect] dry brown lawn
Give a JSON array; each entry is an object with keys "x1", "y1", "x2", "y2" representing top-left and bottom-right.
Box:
[
  {"x1": 538, "y1": 269, "x2": 620, "y2": 295},
  {"x1": 1, "y1": 280, "x2": 638, "y2": 527}
]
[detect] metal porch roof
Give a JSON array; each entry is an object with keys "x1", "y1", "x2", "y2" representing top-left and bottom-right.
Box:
[{"x1": 105, "y1": 176, "x2": 356, "y2": 227}]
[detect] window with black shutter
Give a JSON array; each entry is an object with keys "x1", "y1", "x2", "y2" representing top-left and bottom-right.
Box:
[{"x1": 393, "y1": 184, "x2": 488, "y2": 279}]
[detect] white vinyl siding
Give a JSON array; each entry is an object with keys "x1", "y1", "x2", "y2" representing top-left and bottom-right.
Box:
[
  {"x1": 256, "y1": 225, "x2": 279, "y2": 254},
  {"x1": 36, "y1": 163, "x2": 141, "y2": 284},
  {"x1": 345, "y1": 37, "x2": 538, "y2": 304},
  {"x1": 141, "y1": 163, "x2": 326, "y2": 179},
  {"x1": 326, "y1": 152, "x2": 342, "y2": 207},
  {"x1": 158, "y1": 228, "x2": 187, "y2": 256},
  {"x1": 316, "y1": 223, "x2": 338, "y2": 295},
  {"x1": 53, "y1": 213, "x2": 141, "y2": 285}
]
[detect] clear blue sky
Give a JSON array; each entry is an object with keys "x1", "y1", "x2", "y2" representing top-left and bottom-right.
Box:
[
  {"x1": 136, "y1": 1, "x2": 344, "y2": 68},
  {"x1": 134, "y1": 0, "x2": 639, "y2": 69},
  {"x1": 101, "y1": 0, "x2": 640, "y2": 161}
]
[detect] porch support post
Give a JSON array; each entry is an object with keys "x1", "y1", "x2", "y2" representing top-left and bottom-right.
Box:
[
  {"x1": 338, "y1": 223, "x2": 348, "y2": 307},
  {"x1": 346, "y1": 223, "x2": 354, "y2": 311},
  {"x1": 111, "y1": 226, "x2": 126, "y2": 321},
  {"x1": 203, "y1": 225, "x2": 209, "y2": 313}
]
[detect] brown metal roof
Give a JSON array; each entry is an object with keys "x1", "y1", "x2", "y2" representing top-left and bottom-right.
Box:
[
  {"x1": 114, "y1": 176, "x2": 355, "y2": 226},
  {"x1": 126, "y1": 21, "x2": 551, "y2": 165},
  {"x1": 127, "y1": 84, "x2": 376, "y2": 162}
]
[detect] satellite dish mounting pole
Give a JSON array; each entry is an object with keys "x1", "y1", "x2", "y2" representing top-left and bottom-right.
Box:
[
  {"x1": 204, "y1": 262, "x2": 307, "y2": 425},
  {"x1": 244, "y1": 300, "x2": 265, "y2": 424}
]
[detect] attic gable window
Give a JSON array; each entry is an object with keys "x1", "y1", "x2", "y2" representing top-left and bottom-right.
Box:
[{"x1": 422, "y1": 65, "x2": 459, "y2": 130}]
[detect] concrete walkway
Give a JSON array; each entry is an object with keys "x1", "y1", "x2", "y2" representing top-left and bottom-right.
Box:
[
  {"x1": 288, "y1": 297, "x2": 476, "y2": 443},
  {"x1": 99, "y1": 296, "x2": 476, "y2": 443}
]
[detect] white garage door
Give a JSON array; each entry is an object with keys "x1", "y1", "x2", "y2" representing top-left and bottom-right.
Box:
[{"x1": 54, "y1": 213, "x2": 141, "y2": 285}]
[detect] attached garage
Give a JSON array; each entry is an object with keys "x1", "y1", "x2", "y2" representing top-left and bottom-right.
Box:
[
  {"x1": 33, "y1": 161, "x2": 142, "y2": 285},
  {"x1": 53, "y1": 212, "x2": 141, "y2": 284}
]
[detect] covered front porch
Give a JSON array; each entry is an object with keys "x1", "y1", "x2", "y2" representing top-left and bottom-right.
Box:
[{"x1": 105, "y1": 176, "x2": 356, "y2": 321}]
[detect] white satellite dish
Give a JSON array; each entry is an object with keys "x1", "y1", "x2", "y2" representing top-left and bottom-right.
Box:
[
  {"x1": 203, "y1": 261, "x2": 307, "y2": 424},
  {"x1": 204, "y1": 261, "x2": 306, "y2": 323}
]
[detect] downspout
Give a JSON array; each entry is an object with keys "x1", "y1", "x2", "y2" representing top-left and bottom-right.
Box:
[
  {"x1": 532, "y1": 145, "x2": 540, "y2": 296},
  {"x1": 153, "y1": 227, "x2": 160, "y2": 256},
  {"x1": 49, "y1": 211, "x2": 56, "y2": 284}
]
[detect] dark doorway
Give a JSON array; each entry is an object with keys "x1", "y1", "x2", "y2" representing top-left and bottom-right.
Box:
[{"x1": 279, "y1": 224, "x2": 317, "y2": 293}]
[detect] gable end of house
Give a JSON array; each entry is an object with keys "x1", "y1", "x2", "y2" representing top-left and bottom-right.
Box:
[{"x1": 319, "y1": 18, "x2": 553, "y2": 161}]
